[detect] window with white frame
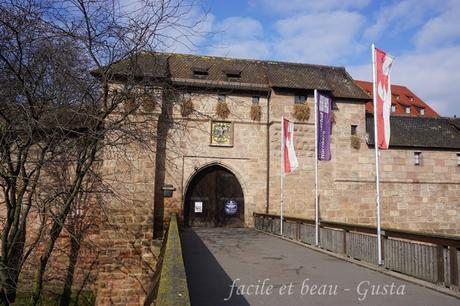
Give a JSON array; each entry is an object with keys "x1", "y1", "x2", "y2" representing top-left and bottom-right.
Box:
[
  {"x1": 418, "y1": 107, "x2": 425, "y2": 115},
  {"x1": 391, "y1": 105, "x2": 396, "y2": 112},
  {"x1": 405, "y1": 106, "x2": 411, "y2": 114},
  {"x1": 414, "y1": 152, "x2": 422, "y2": 165}
]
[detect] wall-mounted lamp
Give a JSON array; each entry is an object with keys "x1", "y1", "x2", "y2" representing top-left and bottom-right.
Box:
[{"x1": 162, "y1": 184, "x2": 176, "y2": 197}]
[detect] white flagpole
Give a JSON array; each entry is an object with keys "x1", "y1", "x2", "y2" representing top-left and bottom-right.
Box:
[
  {"x1": 314, "y1": 89, "x2": 319, "y2": 246},
  {"x1": 372, "y1": 43, "x2": 383, "y2": 265},
  {"x1": 280, "y1": 116, "x2": 284, "y2": 236}
]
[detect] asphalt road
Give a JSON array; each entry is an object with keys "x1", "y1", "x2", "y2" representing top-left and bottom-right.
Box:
[{"x1": 180, "y1": 227, "x2": 459, "y2": 306}]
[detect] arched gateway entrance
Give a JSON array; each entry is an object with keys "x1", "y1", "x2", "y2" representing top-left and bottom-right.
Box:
[{"x1": 184, "y1": 165, "x2": 244, "y2": 227}]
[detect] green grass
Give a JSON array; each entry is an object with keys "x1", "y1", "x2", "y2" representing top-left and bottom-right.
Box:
[{"x1": 11, "y1": 288, "x2": 95, "y2": 306}]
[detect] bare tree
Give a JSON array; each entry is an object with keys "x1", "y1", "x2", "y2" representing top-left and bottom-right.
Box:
[
  {"x1": 0, "y1": 0, "x2": 206, "y2": 304},
  {"x1": 45, "y1": 164, "x2": 105, "y2": 306}
]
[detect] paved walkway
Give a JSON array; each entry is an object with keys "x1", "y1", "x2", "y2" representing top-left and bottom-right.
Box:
[{"x1": 180, "y1": 228, "x2": 459, "y2": 306}]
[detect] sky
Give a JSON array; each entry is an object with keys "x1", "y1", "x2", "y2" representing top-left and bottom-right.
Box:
[{"x1": 160, "y1": 0, "x2": 460, "y2": 117}]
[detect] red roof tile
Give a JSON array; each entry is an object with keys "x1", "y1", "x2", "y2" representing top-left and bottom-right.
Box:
[{"x1": 355, "y1": 80, "x2": 439, "y2": 118}]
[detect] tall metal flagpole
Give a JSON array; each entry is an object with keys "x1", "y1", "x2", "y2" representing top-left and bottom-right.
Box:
[
  {"x1": 280, "y1": 116, "x2": 284, "y2": 236},
  {"x1": 372, "y1": 43, "x2": 383, "y2": 265},
  {"x1": 314, "y1": 89, "x2": 319, "y2": 246}
]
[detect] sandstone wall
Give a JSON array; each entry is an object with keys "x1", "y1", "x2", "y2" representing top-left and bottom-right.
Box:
[
  {"x1": 95, "y1": 89, "x2": 270, "y2": 304},
  {"x1": 2, "y1": 85, "x2": 458, "y2": 306},
  {"x1": 162, "y1": 91, "x2": 269, "y2": 226},
  {"x1": 95, "y1": 92, "x2": 161, "y2": 305},
  {"x1": 266, "y1": 90, "x2": 460, "y2": 235}
]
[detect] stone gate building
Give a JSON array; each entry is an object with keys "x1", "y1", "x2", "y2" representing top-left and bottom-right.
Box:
[
  {"x1": 104, "y1": 52, "x2": 460, "y2": 232},
  {"x1": 95, "y1": 52, "x2": 460, "y2": 304}
]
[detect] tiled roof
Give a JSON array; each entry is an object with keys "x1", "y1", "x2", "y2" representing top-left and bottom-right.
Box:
[
  {"x1": 168, "y1": 54, "x2": 270, "y2": 91},
  {"x1": 355, "y1": 80, "x2": 439, "y2": 117},
  {"x1": 366, "y1": 114, "x2": 460, "y2": 149},
  {"x1": 449, "y1": 118, "x2": 460, "y2": 130},
  {"x1": 169, "y1": 54, "x2": 269, "y2": 85},
  {"x1": 102, "y1": 52, "x2": 170, "y2": 79},
  {"x1": 106, "y1": 52, "x2": 370, "y2": 100}
]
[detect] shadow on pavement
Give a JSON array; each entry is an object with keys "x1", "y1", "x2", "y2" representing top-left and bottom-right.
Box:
[{"x1": 180, "y1": 228, "x2": 250, "y2": 306}]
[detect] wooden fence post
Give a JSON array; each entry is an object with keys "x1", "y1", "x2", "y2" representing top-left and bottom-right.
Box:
[
  {"x1": 437, "y1": 245, "x2": 445, "y2": 285},
  {"x1": 296, "y1": 222, "x2": 300, "y2": 241},
  {"x1": 449, "y1": 247, "x2": 458, "y2": 288},
  {"x1": 382, "y1": 231, "x2": 387, "y2": 266}
]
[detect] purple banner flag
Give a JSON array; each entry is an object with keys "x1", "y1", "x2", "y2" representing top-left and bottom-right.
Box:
[{"x1": 317, "y1": 93, "x2": 332, "y2": 161}]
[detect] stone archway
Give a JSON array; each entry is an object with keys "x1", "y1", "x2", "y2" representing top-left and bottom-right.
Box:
[{"x1": 184, "y1": 165, "x2": 244, "y2": 227}]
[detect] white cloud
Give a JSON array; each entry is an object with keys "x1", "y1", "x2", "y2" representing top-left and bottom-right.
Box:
[
  {"x1": 348, "y1": 47, "x2": 460, "y2": 117},
  {"x1": 347, "y1": 63, "x2": 371, "y2": 82},
  {"x1": 250, "y1": 0, "x2": 370, "y2": 14},
  {"x1": 364, "y1": 0, "x2": 444, "y2": 40},
  {"x1": 393, "y1": 47, "x2": 460, "y2": 116},
  {"x1": 158, "y1": 7, "x2": 215, "y2": 53},
  {"x1": 203, "y1": 11, "x2": 365, "y2": 63},
  {"x1": 413, "y1": 2, "x2": 460, "y2": 49},
  {"x1": 206, "y1": 40, "x2": 271, "y2": 59},
  {"x1": 273, "y1": 11, "x2": 365, "y2": 63},
  {"x1": 214, "y1": 17, "x2": 264, "y2": 39},
  {"x1": 205, "y1": 17, "x2": 271, "y2": 59},
  {"x1": 190, "y1": 1, "x2": 460, "y2": 117}
]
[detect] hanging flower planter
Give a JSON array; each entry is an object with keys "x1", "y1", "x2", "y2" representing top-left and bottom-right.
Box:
[
  {"x1": 350, "y1": 135, "x2": 361, "y2": 150},
  {"x1": 216, "y1": 101, "x2": 230, "y2": 119},
  {"x1": 142, "y1": 96, "x2": 156, "y2": 112},
  {"x1": 181, "y1": 99, "x2": 194, "y2": 117},
  {"x1": 250, "y1": 104, "x2": 262, "y2": 121},
  {"x1": 293, "y1": 104, "x2": 310, "y2": 121}
]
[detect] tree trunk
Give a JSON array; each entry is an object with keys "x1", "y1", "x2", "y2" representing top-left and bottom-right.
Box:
[
  {"x1": 31, "y1": 200, "x2": 78, "y2": 305},
  {"x1": 31, "y1": 144, "x2": 97, "y2": 305},
  {"x1": 59, "y1": 235, "x2": 81, "y2": 306},
  {"x1": 0, "y1": 264, "x2": 14, "y2": 306},
  {"x1": 0, "y1": 228, "x2": 26, "y2": 305}
]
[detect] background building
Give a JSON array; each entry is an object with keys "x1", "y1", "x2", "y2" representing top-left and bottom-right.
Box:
[{"x1": 355, "y1": 80, "x2": 439, "y2": 117}]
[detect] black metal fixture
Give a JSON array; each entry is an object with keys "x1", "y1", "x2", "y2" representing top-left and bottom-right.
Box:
[{"x1": 162, "y1": 184, "x2": 176, "y2": 197}]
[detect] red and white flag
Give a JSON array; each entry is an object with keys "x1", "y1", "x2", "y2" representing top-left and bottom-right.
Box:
[
  {"x1": 282, "y1": 118, "x2": 298, "y2": 174},
  {"x1": 374, "y1": 47, "x2": 394, "y2": 149}
]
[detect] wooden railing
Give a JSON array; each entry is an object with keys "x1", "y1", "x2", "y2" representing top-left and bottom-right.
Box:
[
  {"x1": 144, "y1": 214, "x2": 190, "y2": 306},
  {"x1": 254, "y1": 212, "x2": 460, "y2": 292}
]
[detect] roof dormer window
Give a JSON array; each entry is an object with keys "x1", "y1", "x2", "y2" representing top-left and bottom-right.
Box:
[
  {"x1": 224, "y1": 70, "x2": 241, "y2": 81},
  {"x1": 192, "y1": 68, "x2": 209, "y2": 79},
  {"x1": 417, "y1": 107, "x2": 425, "y2": 116},
  {"x1": 408, "y1": 96, "x2": 414, "y2": 101}
]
